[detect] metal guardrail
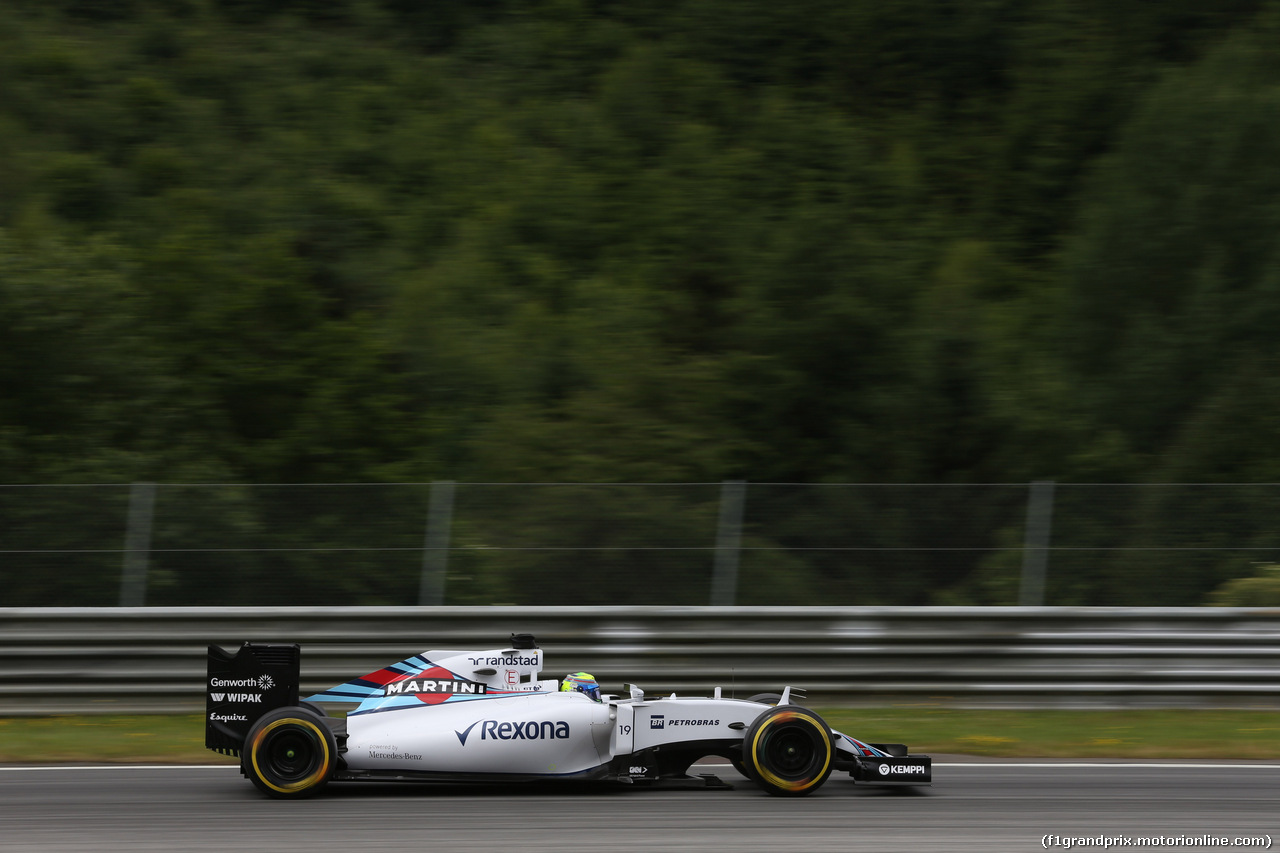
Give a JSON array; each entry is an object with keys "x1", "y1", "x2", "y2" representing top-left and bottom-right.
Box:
[{"x1": 2, "y1": 606, "x2": 1279, "y2": 714}]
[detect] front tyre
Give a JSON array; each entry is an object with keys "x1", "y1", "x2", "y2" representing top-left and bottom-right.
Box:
[
  {"x1": 732, "y1": 693, "x2": 786, "y2": 779},
  {"x1": 242, "y1": 707, "x2": 336, "y2": 799},
  {"x1": 743, "y1": 706, "x2": 834, "y2": 797}
]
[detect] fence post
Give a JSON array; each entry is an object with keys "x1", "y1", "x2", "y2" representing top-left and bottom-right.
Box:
[
  {"x1": 711, "y1": 480, "x2": 746, "y2": 606},
  {"x1": 419, "y1": 480, "x2": 456, "y2": 606},
  {"x1": 120, "y1": 482, "x2": 156, "y2": 607},
  {"x1": 1019, "y1": 480, "x2": 1055, "y2": 606}
]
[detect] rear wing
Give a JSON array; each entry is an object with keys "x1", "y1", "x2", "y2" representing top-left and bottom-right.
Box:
[{"x1": 205, "y1": 643, "x2": 300, "y2": 756}]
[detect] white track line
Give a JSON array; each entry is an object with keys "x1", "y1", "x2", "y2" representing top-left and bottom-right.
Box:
[
  {"x1": 1, "y1": 762, "x2": 1278, "y2": 772},
  {"x1": 941, "y1": 762, "x2": 1280, "y2": 768},
  {"x1": 0, "y1": 765, "x2": 234, "y2": 771}
]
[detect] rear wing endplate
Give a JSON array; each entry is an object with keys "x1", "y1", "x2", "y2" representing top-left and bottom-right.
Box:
[{"x1": 205, "y1": 642, "x2": 300, "y2": 756}]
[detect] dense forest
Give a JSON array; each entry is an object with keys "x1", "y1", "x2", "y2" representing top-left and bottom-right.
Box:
[{"x1": 4, "y1": 0, "x2": 1280, "y2": 606}]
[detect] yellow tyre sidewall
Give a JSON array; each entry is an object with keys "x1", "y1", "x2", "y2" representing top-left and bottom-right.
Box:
[
  {"x1": 249, "y1": 717, "x2": 332, "y2": 795},
  {"x1": 749, "y1": 709, "x2": 832, "y2": 793}
]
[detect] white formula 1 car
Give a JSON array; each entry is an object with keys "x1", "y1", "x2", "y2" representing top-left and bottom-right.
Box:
[{"x1": 205, "y1": 635, "x2": 931, "y2": 798}]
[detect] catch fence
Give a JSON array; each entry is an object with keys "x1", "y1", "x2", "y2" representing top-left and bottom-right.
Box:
[{"x1": 4, "y1": 482, "x2": 1280, "y2": 607}]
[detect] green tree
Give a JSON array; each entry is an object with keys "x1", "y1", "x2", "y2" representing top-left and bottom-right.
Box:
[{"x1": 1056, "y1": 15, "x2": 1280, "y2": 602}]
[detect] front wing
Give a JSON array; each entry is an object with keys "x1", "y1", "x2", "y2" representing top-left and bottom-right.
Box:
[{"x1": 849, "y1": 754, "x2": 933, "y2": 784}]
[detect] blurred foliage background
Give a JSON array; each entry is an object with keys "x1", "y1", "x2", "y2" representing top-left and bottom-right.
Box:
[{"x1": 4, "y1": 0, "x2": 1280, "y2": 606}]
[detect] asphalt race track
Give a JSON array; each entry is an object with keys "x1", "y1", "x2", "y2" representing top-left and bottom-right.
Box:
[{"x1": 1, "y1": 761, "x2": 1277, "y2": 853}]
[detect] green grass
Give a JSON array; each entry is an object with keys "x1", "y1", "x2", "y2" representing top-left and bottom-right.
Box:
[
  {"x1": 1, "y1": 709, "x2": 1278, "y2": 763},
  {"x1": 819, "y1": 708, "x2": 1280, "y2": 759},
  {"x1": 0, "y1": 715, "x2": 237, "y2": 764}
]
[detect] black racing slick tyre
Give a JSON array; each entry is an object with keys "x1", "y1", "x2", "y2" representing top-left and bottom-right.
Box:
[
  {"x1": 242, "y1": 707, "x2": 337, "y2": 799},
  {"x1": 743, "y1": 705, "x2": 834, "y2": 797}
]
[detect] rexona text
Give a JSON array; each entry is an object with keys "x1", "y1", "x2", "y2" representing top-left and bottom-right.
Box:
[{"x1": 455, "y1": 720, "x2": 570, "y2": 745}]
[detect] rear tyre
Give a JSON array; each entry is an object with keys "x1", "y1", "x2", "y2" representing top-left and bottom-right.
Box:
[
  {"x1": 242, "y1": 707, "x2": 336, "y2": 799},
  {"x1": 743, "y1": 706, "x2": 834, "y2": 797}
]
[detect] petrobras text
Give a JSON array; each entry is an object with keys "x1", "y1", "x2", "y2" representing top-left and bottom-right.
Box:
[{"x1": 650, "y1": 715, "x2": 719, "y2": 729}]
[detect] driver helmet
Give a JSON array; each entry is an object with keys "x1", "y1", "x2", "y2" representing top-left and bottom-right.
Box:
[{"x1": 561, "y1": 672, "x2": 601, "y2": 702}]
